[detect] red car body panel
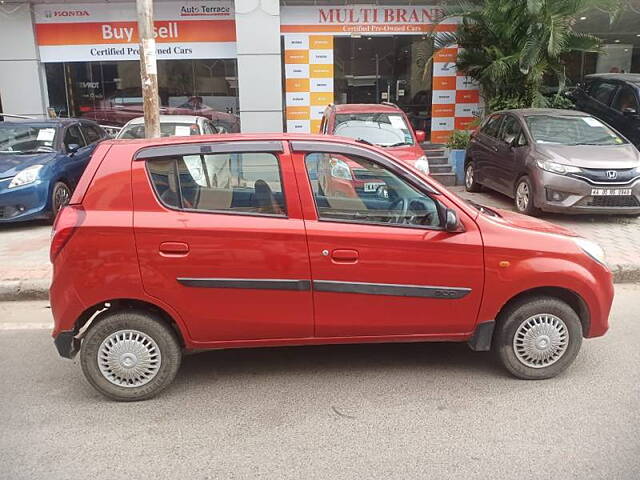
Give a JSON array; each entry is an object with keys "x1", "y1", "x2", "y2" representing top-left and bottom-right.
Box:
[{"x1": 50, "y1": 134, "x2": 613, "y2": 353}]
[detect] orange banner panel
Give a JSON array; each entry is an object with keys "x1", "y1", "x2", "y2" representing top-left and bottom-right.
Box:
[
  {"x1": 431, "y1": 130, "x2": 453, "y2": 144},
  {"x1": 455, "y1": 117, "x2": 476, "y2": 130},
  {"x1": 309, "y1": 35, "x2": 333, "y2": 49},
  {"x1": 431, "y1": 104, "x2": 455, "y2": 117},
  {"x1": 432, "y1": 77, "x2": 456, "y2": 90},
  {"x1": 456, "y1": 90, "x2": 480, "y2": 103},
  {"x1": 35, "y1": 20, "x2": 236, "y2": 46},
  {"x1": 311, "y1": 119, "x2": 322, "y2": 133},
  {"x1": 310, "y1": 64, "x2": 333, "y2": 78},
  {"x1": 310, "y1": 92, "x2": 333, "y2": 106},
  {"x1": 284, "y1": 50, "x2": 309, "y2": 64},
  {"x1": 286, "y1": 78, "x2": 310, "y2": 93},
  {"x1": 286, "y1": 106, "x2": 310, "y2": 121},
  {"x1": 433, "y1": 48, "x2": 457, "y2": 62}
]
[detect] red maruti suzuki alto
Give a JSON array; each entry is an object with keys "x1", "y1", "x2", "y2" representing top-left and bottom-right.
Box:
[{"x1": 50, "y1": 134, "x2": 613, "y2": 401}]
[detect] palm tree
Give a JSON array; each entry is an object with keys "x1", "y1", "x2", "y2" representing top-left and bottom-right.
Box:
[{"x1": 431, "y1": 0, "x2": 608, "y2": 109}]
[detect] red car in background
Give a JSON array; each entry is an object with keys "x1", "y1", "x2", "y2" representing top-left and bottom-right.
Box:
[{"x1": 320, "y1": 103, "x2": 430, "y2": 174}]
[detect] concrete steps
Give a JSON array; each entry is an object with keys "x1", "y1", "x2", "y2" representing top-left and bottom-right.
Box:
[{"x1": 421, "y1": 143, "x2": 457, "y2": 186}]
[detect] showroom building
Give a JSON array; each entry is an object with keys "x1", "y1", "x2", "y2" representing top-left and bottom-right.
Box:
[{"x1": 0, "y1": 0, "x2": 639, "y2": 141}]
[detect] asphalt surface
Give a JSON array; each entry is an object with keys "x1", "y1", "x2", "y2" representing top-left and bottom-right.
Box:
[{"x1": 0, "y1": 287, "x2": 639, "y2": 480}]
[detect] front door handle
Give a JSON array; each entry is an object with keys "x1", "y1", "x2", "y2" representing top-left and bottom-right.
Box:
[
  {"x1": 159, "y1": 241, "x2": 189, "y2": 256},
  {"x1": 331, "y1": 249, "x2": 359, "y2": 264}
]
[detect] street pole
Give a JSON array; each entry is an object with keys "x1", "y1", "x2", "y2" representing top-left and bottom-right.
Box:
[{"x1": 136, "y1": 0, "x2": 160, "y2": 138}]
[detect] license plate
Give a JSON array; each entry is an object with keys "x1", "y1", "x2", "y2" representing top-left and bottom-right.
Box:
[
  {"x1": 591, "y1": 188, "x2": 632, "y2": 196},
  {"x1": 363, "y1": 182, "x2": 385, "y2": 192}
]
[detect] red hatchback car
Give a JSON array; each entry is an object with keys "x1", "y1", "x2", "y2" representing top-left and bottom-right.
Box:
[
  {"x1": 50, "y1": 134, "x2": 613, "y2": 401},
  {"x1": 320, "y1": 103, "x2": 430, "y2": 174}
]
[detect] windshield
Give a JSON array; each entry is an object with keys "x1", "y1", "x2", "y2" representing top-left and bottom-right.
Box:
[
  {"x1": 0, "y1": 125, "x2": 57, "y2": 154},
  {"x1": 525, "y1": 115, "x2": 626, "y2": 146},
  {"x1": 118, "y1": 122, "x2": 200, "y2": 139},
  {"x1": 334, "y1": 113, "x2": 414, "y2": 147}
]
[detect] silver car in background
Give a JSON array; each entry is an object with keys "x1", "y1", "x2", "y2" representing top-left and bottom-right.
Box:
[
  {"x1": 115, "y1": 115, "x2": 219, "y2": 139},
  {"x1": 464, "y1": 108, "x2": 640, "y2": 215}
]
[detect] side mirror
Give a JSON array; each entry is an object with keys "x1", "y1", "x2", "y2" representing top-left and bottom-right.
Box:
[
  {"x1": 415, "y1": 130, "x2": 426, "y2": 143},
  {"x1": 504, "y1": 134, "x2": 516, "y2": 146},
  {"x1": 66, "y1": 144, "x2": 80, "y2": 154},
  {"x1": 445, "y1": 208, "x2": 464, "y2": 233}
]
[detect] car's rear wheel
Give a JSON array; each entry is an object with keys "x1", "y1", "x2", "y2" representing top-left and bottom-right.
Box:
[
  {"x1": 494, "y1": 296, "x2": 583, "y2": 380},
  {"x1": 51, "y1": 181, "x2": 71, "y2": 218},
  {"x1": 514, "y1": 176, "x2": 540, "y2": 216},
  {"x1": 464, "y1": 162, "x2": 482, "y2": 192},
  {"x1": 80, "y1": 310, "x2": 182, "y2": 401}
]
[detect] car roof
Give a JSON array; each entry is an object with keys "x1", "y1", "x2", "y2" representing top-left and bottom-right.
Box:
[
  {"x1": 494, "y1": 108, "x2": 591, "y2": 118},
  {"x1": 124, "y1": 115, "x2": 207, "y2": 126},
  {"x1": 585, "y1": 73, "x2": 640, "y2": 85},
  {"x1": 332, "y1": 103, "x2": 403, "y2": 114},
  {"x1": 0, "y1": 117, "x2": 86, "y2": 127}
]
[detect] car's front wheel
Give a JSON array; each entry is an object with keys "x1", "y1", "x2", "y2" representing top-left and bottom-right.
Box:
[
  {"x1": 80, "y1": 310, "x2": 182, "y2": 401},
  {"x1": 494, "y1": 296, "x2": 583, "y2": 380},
  {"x1": 464, "y1": 162, "x2": 482, "y2": 192},
  {"x1": 514, "y1": 176, "x2": 540, "y2": 216}
]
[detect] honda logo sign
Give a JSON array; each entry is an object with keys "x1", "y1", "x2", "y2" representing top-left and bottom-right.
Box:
[{"x1": 606, "y1": 170, "x2": 617, "y2": 180}]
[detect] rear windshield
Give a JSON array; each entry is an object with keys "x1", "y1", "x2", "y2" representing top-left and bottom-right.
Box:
[
  {"x1": 118, "y1": 123, "x2": 200, "y2": 139},
  {"x1": 524, "y1": 115, "x2": 626, "y2": 146}
]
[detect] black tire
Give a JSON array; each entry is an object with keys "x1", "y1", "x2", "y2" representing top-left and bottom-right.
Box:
[
  {"x1": 494, "y1": 296, "x2": 583, "y2": 380},
  {"x1": 514, "y1": 176, "x2": 541, "y2": 216},
  {"x1": 464, "y1": 162, "x2": 482, "y2": 192},
  {"x1": 51, "y1": 181, "x2": 71, "y2": 219},
  {"x1": 80, "y1": 310, "x2": 182, "y2": 401}
]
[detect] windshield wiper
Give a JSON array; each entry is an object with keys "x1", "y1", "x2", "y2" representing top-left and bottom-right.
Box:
[
  {"x1": 385, "y1": 142, "x2": 410, "y2": 147},
  {"x1": 355, "y1": 138, "x2": 375, "y2": 146}
]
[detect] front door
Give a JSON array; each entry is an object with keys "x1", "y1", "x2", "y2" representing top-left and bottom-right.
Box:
[
  {"x1": 292, "y1": 142, "x2": 484, "y2": 338},
  {"x1": 132, "y1": 141, "x2": 314, "y2": 343}
]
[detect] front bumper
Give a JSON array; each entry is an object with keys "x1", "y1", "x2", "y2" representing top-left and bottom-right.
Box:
[
  {"x1": 531, "y1": 169, "x2": 640, "y2": 214},
  {"x1": 0, "y1": 179, "x2": 51, "y2": 222}
]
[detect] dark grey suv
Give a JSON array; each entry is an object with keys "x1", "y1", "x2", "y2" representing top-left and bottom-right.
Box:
[{"x1": 464, "y1": 109, "x2": 640, "y2": 216}]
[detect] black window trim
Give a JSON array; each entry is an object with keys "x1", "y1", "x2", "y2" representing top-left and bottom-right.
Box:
[
  {"x1": 144, "y1": 151, "x2": 290, "y2": 219},
  {"x1": 298, "y1": 149, "x2": 446, "y2": 232},
  {"x1": 134, "y1": 140, "x2": 285, "y2": 160}
]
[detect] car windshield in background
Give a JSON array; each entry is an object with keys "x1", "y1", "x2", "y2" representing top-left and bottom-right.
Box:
[
  {"x1": 118, "y1": 123, "x2": 199, "y2": 139},
  {"x1": 334, "y1": 113, "x2": 414, "y2": 147},
  {"x1": 525, "y1": 115, "x2": 627, "y2": 146},
  {"x1": 0, "y1": 125, "x2": 57, "y2": 154}
]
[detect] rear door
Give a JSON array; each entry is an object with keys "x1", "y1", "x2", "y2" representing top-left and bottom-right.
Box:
[
  {"x1": 132, "y1": 141, "x2": 314, "y2": 343},
  {"x1": 610, "y1": 84, "x2": 640, "y2": 144},
  {"x1": 588, "y1": 81, "x2": 619, "y2": 126},
  {"x1": 291, "y1": 141, "x2": 484, "y2": 338}
]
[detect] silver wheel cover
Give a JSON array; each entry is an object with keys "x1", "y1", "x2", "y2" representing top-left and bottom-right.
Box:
[
  {"x1": 98, "y1": 330, "x2": 161, "y2": 387},
  {"x1": 465, "y1": 165, "x2": 474, "y2": 189},
  {"x1": 513, "y1": 314, "x2": 569, "y2": 368},
  {"x1": 516, "y1": 181, "x2": 530, "y2": 211}
]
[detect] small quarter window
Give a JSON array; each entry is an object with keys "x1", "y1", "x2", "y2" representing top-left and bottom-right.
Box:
[{"x1": 146, "y1": 152, "x2": 286, "y2": 216}]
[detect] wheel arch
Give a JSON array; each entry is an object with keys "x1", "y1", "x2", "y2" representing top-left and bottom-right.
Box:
[
  {"x1": 73, "y1": 298, "x2": 186, "y2": 348},
  {"x1": 495, "y1": 286, "x2": 590, "y2": 337}
]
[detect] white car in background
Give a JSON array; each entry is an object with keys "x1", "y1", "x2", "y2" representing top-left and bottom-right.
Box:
[{"x1": 115, "y1": 115, "x2": 219, "y2": 139}]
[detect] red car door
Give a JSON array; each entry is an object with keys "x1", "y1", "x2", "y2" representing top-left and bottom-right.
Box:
[
  {"x1": 291, "y1": 140, "x2": 484, "y2": 338},
  {"x1": 132, "y1": 141, "x2": 313, "y2": 344}
]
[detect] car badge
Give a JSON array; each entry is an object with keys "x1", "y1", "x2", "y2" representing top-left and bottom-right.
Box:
[{"x1": 606, "y1": 170, "x2": 617, "y2": 180}]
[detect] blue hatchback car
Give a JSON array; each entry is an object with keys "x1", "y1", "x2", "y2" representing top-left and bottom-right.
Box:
[{"x1": 0, "y1": 119, "x2": 108, "y2": 223}]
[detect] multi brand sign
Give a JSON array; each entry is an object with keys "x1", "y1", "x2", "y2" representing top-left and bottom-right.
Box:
[{"x1": 33, "y1": 2, "x2": 236, "y2": 62}]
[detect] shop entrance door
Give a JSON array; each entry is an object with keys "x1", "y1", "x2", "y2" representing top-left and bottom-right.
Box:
[{"x1": 334, "y1": 36, "x2": 433, "y2": 133}]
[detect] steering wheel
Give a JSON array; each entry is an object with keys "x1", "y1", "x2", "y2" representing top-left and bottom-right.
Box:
[{"x1": 389, "y1": 197, "x2": 437, "y2": 225}]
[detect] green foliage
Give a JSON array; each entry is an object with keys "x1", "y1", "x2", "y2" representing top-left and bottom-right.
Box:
[
  {"x1": 446, "y1": 130, "x2": 472, "y2": 150},
  {"x1": 430, "y1": 0, "x2": 613, "y2": 109}
]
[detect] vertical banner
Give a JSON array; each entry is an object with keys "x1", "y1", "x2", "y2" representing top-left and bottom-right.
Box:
[
  {"x1": 284, "y1": 34, "x2": 333, "y2": 133},
  {"x1": 430, "y1": 46, "x2": 481, "y2": 144}
]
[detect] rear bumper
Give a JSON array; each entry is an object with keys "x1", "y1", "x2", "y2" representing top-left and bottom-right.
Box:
[{"x1": 531, "y1": 170, "x2": 640, "y2": 214}]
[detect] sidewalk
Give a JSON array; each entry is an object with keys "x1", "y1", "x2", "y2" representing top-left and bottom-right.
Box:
[{"x1": 1, "y1": 196, "x2": 639, "y2": 301}]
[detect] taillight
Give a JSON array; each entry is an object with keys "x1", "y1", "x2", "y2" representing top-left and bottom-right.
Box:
[{"x1": 50, "y1": 205, "x2": 84, "y2": 263}]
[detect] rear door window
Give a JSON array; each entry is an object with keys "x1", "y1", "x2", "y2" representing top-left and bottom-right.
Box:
[
  {"x1": 146, "y1": 152, "x2": 286, "y2": 216},
  {"x1": 81, "y1": 124, "x2": 103, "y2": 144}
]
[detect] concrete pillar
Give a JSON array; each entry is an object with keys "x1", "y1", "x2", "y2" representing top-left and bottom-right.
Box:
[
  {"x1": 0, "y1": 3, "x2": 48, "y2": 117},
  {"x1": 234, "y1": 0, "x2": 284, "y2": 132}
]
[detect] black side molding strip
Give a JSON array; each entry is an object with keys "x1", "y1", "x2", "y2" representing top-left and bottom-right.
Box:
[
  {"x1": 177, "y1": 278, "x2": 311, "y2": 291},
  {"x1": 313, "y1": 280, "x2": 471, "y2": 299}
]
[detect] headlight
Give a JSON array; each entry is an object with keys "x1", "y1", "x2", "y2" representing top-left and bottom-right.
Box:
[
  {"x1": 9, "y1": 165, "x2": 44, "y2": 188},
  {"x1": 330, "y1": 159, "x2": 352, "y2": 180},
  {"x1": 536, "y1": 159, "x2": 581, "y2": 175},
  {"x1": 574, "y1": 237, "x2": 606, "y2": 265},
  {"x1": 415, "y1": 155, "x2": 430, "y2": 174}
]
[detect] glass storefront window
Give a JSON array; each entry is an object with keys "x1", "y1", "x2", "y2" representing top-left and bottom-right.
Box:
[{"x1": 45, "y1": 59, "x2": 240, "y2": 132}]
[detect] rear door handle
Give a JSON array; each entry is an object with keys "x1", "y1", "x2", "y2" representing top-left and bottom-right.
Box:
[
  {"x1": 159, "y1": 241, "x2": 189, "y2": 256},
  {"x1": 331, "y1": 249, "x2": 359, "y2": 263}
]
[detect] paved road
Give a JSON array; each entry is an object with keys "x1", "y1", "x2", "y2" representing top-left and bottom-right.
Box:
[{"x1": 1, "y1": 287, "x2": 639, "y2": 480}]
